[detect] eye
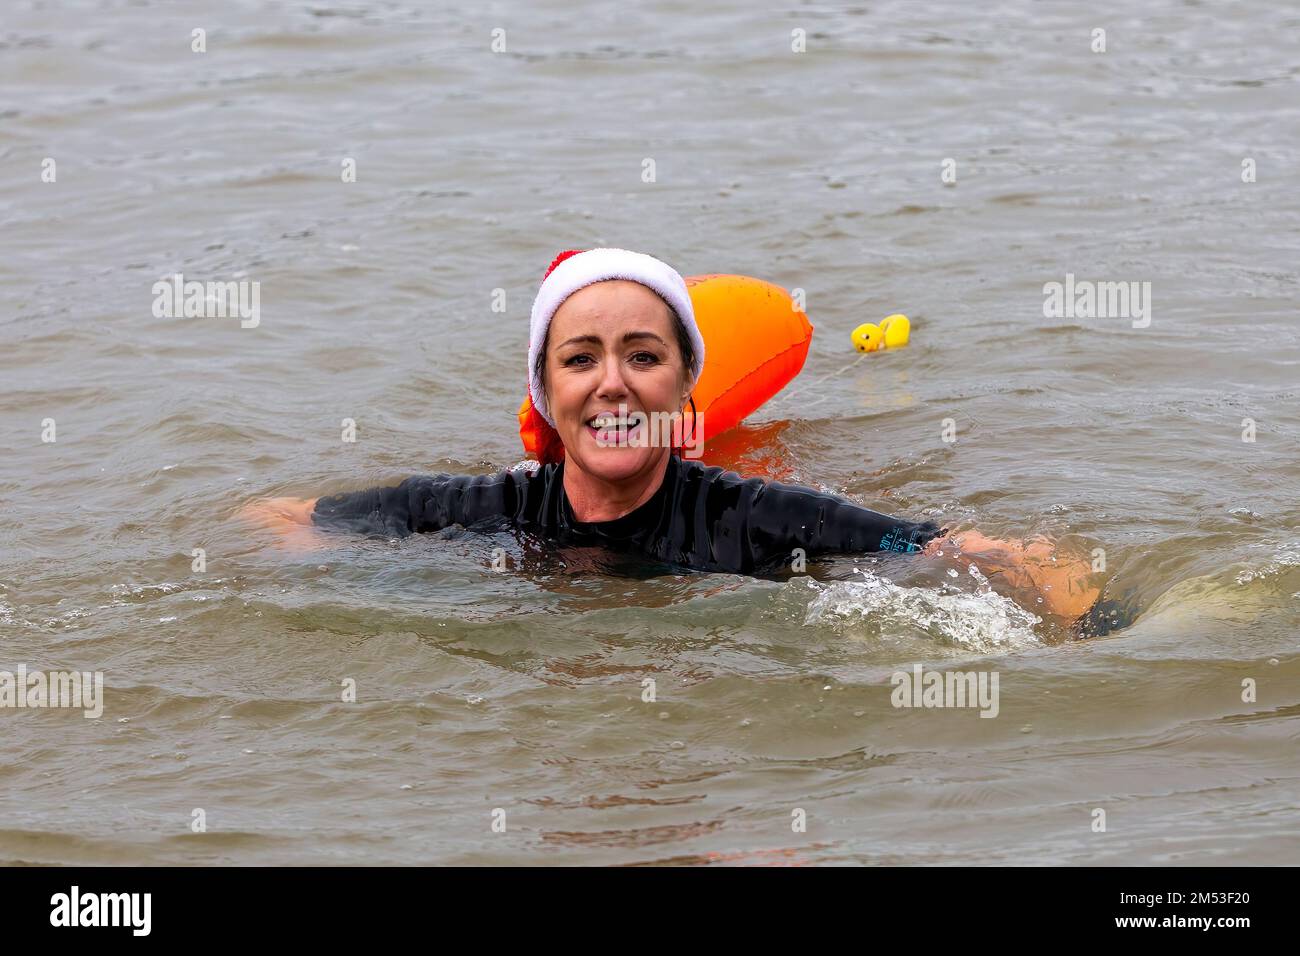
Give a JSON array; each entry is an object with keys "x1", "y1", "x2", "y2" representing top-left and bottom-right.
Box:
[
  {"x1": 563, "y1": 354, "x2": 593, "y2": 367},
  {"x1": 630, "y1": 351, "x2": 660, "y2": 366}
]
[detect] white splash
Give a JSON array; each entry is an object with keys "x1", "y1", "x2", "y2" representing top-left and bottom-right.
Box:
[
  {"x1": 1235, "y1": 544, "x2": 1300, "y2": 586},
  {"x1": 801, "y1": 567, "x2": 1042, "y2": 652}
]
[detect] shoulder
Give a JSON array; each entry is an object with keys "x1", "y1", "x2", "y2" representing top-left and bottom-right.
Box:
[
  {"x1": 673, "y1": 457, "x2": 755, "y2": 492},
  {"x1": 397, "y1": 462, "x2": 550, "y2": 494},
  {"x1": 673, "y1": 457, "x2": 836, "y2": 505},
  {"x1": 398, "y1": 463, "x2": 559, "y2": 514},
  {"x1": 395, "y1": 462, "x2": 558, "y2": 529},
  {"x1": 671, "y1": 457, "x2": 780, "y2": 513}
]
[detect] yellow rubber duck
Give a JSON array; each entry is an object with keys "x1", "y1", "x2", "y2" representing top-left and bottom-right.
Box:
[
  {"x1": 851, "y1": 314, "x2": 910, "y2": 352},
  {"x1": 850, "y1": 322, "x2": 883, "y2": 353},
  {"x1": 880, "y1": 314, "x2": 911, "y2": 348}
]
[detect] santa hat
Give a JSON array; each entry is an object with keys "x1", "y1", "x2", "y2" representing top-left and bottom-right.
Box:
[{"x1": 528, "y1": 248, "x2": 705, "y2": 428}]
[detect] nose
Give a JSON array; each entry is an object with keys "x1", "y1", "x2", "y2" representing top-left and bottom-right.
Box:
[{"x1": 595, "y1": 355, "x2": 629, "y2": 402}]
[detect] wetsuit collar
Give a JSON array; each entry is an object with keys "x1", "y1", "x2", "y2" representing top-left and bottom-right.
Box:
[{"x1": 559, "y1": 455, "x2": 676, "y2": 540}]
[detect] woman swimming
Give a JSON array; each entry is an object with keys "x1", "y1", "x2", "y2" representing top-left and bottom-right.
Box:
[{"x1": 243, "y1": 248, "x2": 1104, "y2": 627}]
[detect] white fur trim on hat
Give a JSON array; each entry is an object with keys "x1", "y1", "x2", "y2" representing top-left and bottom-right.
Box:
[{"x1": 527, "y1": 248, "x2": 705, "y2": 427}]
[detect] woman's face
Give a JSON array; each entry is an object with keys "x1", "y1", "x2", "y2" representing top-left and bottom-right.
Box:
[{"x1": 543, "y1": 279, "x2": 693, "y2": 484}]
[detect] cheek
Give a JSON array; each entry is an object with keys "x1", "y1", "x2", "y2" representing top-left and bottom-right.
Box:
[
  {"x1": 548, "y1": 369, "x2": 585, "y2": 417},
  {"x1": 646, "y1": 367, "x2": 686, "y2": 403}
]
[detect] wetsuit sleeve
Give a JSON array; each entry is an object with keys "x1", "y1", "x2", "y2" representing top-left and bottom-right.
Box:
[
  {"x1": 311, "y1": 472, "x2": 521, "y2": 536},
  {"x1": 745, "y1": 479, "x2": 947, "y2": 564}
]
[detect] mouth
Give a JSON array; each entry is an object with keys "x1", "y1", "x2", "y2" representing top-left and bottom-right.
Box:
[{"x1": 585, "y1": 411, "x2": 645, "y2": 445}]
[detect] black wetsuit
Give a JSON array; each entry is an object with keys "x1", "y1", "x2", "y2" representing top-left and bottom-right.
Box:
[{"x1": 312, "y1": 454, "x2": 947, "y2": 576}]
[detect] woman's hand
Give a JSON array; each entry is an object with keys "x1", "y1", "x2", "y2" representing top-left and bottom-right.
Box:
[
  {"x1": 237, "y1": 496, "x2": 326, "y2": 551},
  {"x1": 926, "y1": 529, "x2": 1102, "y2": 622}
]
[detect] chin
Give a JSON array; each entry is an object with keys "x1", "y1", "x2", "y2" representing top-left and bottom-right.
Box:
[{"x1": 567, "y1": 431, "x2": 661, "y2": 481}]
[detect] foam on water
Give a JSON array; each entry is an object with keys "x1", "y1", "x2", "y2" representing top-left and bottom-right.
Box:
[
  {"x1": 801, "y1": 565, "x2": 1042, "y2": 653},
  {"x1": 1234, "y1": 543, "x2": 1300, "y2": 586}
]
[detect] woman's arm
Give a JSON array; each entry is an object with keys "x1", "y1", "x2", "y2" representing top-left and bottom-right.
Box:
[
  {"x1": 238, "y1": 471, "x2": 530, "y2": 546},
  {"x1": 745, "y1": 481, "x2": 1099, "y2": 622},
  {"x1": 924, "y1": 529, "x2": 1101, "y2": 621},
  {"x1": 237, "y1": 481, "x2": 435, "y2": 550},
  {"x1": 745, "y1": 477, "x2": 948, "y2": 563},
  {"x1": 236, "y1": 481, "x2": 435, "y2": 547},
  {"x1": 237, "y1": 495, "x2": 325, "y2": 551}
]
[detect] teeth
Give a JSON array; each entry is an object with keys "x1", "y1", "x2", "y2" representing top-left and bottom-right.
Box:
[{"x1": 590, "y1": 415, "x2": 636, "y2": 428}]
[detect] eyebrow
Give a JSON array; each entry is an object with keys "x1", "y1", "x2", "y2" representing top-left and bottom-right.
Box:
[{"x1": 556, "y1": 331, "x2": 668, "y2": 349}]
